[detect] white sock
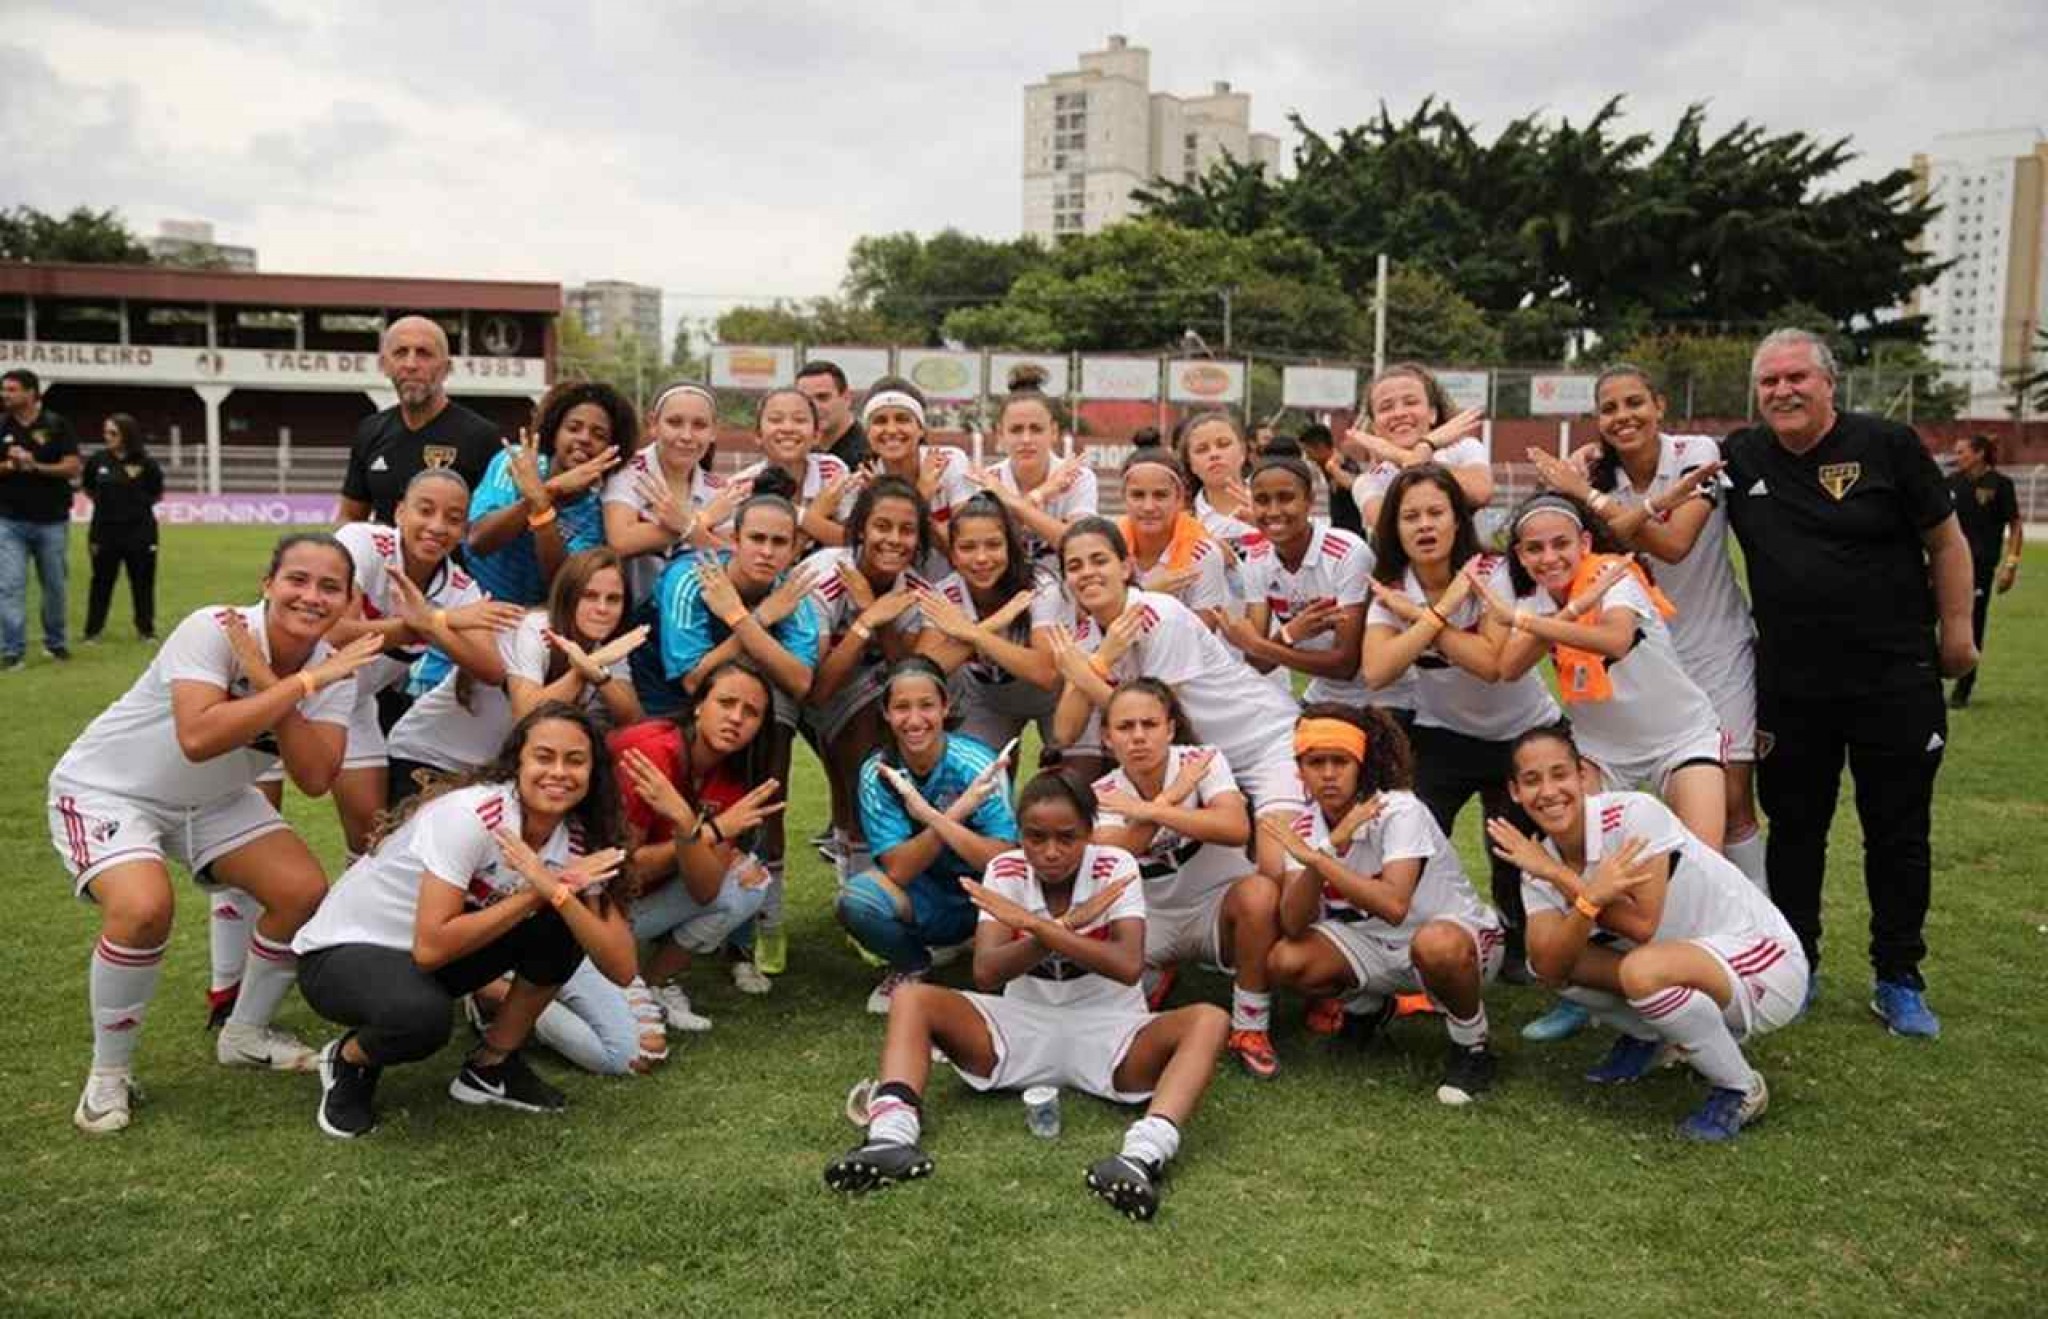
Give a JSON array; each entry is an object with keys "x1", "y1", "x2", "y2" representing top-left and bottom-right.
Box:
[
  {"x1": 90, "y1": 937, "x2": 167, "y2": 1069},
  {"x1": 207, "y1": 888, "x2": 258, "y2": 999},
  {"x1": 1725, "y1": 828, "x2": 1768, "y2": 895},
  {"x1": 1565, "y1": 987, "x2": 1657, "y2": 1040},
  {"x1": 1230, "y1": 987, "x2": 1271, "y2": 1032},
  {"x1": 227, "y1": 931, "x2": 298, "y2": 1029},
  {"x1": 1443, "y1": 1005, "x2": 1490, "y2": 1049},
  {"x1": 1631, "y1": 985, "x2": 1755, "y2": 1091},
  {"x1": 866, "y1": 1082, "x2": 922, "y2": 1147},
  {"x1": 1121, "y1": 1113, "x2": 1181, "y2": 1169}
]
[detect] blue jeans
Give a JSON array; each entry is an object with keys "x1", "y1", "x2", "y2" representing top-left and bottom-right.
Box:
[
  {"x1": 630, "y1": 860, "x2": 769, "y2": 954},
  {"x1": 0, "y1": 518, "x2": 68, "y2": 657},
  {"x1": 836, "y1": 870, "x2": 978, "y2": 972},
  {"x1": 533, "y1": 961, "x2": 642, "y2": 1076}
]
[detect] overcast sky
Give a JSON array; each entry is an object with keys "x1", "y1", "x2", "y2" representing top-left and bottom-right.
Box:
[{"x1": 6, "y1": 0, "x2": 2044, "y2": 340}]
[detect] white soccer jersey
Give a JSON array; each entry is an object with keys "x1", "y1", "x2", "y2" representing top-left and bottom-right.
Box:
[
  {"x1": 601, "y1": 449, "x2": 734, "y2": 606},
  {"x1": 1351, "y1": 436, "x2": 1488, "y2": 509},
  {"x1": 931, "y1": 568, "x2": 1063, "y2": 688},
  {"x1": 736, "y1": 451, "x2": 851, "y2": 512},
  {"x1": 1524, "y1": 792, "x2": 1796, "y2": 948},
  {"x1": 1193, "y1": 492, "x2": 1266, "y2": 566},
  {"x1": 805, "y1": 546, "x2": 928, "y2": 659},
  {"x1": 1367, "y1": 554, "x2": 1557, "y2": 740},
  {"x1": 1237, "y1": 519, "x2": 1375, "y2": 706},
  {"x1": 333, "y1": 521, "x2": 487, "y2": 698},
  {"x1": 52, "y1": 603, "x2": 355, "y2": 808},
  {"x1": 385, "y1": 611, "x2": 631, "y2": 773},
  {"x1": 1132, "y1": 529, "x2": 1231, "y2": 614},
  {"x1": 1293, "y1": 790, "x2": 1492, "y2": 941},
  {"x1": 293, "y1": 783, "x2": 585, "y2": 955},
  {"x1": 1521, "y1": 571, "x2": 1719, "y2": 770},
  {"x1": 992, "y1": 457, "x2": 1099, "y2": 566},
  {"x1": 1092, "y1": 744, "x2": 1248, "y2": 915},
  {"x1": 1599, "y1": 433, "x2": 1755, "y2": 670},
  {"x1": 979, "y1": 844, "x2": 1147, "y2": 1013}
]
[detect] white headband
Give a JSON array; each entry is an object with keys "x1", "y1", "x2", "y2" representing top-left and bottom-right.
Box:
[
  {"x1": 652, "y1": 383, "x2": 716, "y2": 414},
  {"x1": 863, "y1": 390, "x2": 926, "y2": 427}
]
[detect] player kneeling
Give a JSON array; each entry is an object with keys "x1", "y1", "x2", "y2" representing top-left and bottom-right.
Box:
[
  {"x1": 1263, "y1": 705, "x2": 1506, "y2": 1105},
  {"x1": 1487, "y1": 724, "x2": 1807, "y2": 1142},
  {"x1": 826, "y1": 773, "x2": 1227, "y2": 1222}
]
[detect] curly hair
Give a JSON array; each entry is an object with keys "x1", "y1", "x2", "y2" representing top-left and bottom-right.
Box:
[
  {"x1": 1296, "y1": 701, "x2": 1414, "y2": 796},
  {"x1": 536, "y1": 379, "x2": 641, "y2": 465}
]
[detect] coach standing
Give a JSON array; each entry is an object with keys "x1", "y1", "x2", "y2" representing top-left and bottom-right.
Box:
[
  {"x1": 0, "y1": 368, "x2": 83, "y2": 669},
  {"x1": 1944, "y1": 434, "x2": 2022, "y2": 709},
  {"x1": 1719, "y1": 328, "x2": 1975, "y2": 1039},
  {"x1": 338, "y1": 316, "x2": 500, "y2": 525}
]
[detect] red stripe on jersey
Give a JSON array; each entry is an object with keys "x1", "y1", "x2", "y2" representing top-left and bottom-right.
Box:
[
  {"x1": 1136, "y1": 604, "x2": 1160, "y2": 631},
  {"x1": 1735, "y1": 947, "x2": 1785, "y2": 979},
  {"x1": 1090, "y1": 854, "x2": 1120, "y2": 878},
  {"x1": 1083, "y1": 925, "x2": 1114, "y2": 942},
  {"x1": 1599, "y1": 804, "x2": 1626, "y2": 835},
  {"x1": 451, "y1": 568, "x2": 473, "y2": 591},
  {"x1": 988, "y1": 856, "x2": 1029, "y2": 877},
  {"x1": 1291, "y1": 811, "x2": 1315, "y2": 838},
  {"x1": 59, "y1": 796, "x2": 88, "y2": 868},
  {"x1": 1319, "y1": 536, "x2": 1349, "y2": 561},
  {"x1": 1726, "y1": 938, "x2": 1780, "y2": 971}
]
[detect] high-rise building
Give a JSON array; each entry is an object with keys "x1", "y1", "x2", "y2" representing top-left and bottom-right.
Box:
[
  {"x1": 566, "y1": 280, "x2": 664, "y2": 352},
  {"x1": 147, "y1": 219, "x2": 257, "y2": 272},
  {"x1": 1910, "y1": 128, "x2": 2048, "y2": 417},
  {"x1": 1022, "y1": 35, "x2": 1281, "y2": 241}
]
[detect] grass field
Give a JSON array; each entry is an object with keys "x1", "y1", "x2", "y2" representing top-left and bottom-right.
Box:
[{"x1": 2, "y1": 525, "x2": 2044, "y2": 1318}]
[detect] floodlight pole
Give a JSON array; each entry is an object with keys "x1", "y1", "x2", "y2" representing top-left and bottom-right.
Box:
[{"x1": 1372, "y1": 254, "x2": 1389, "y2": 375}]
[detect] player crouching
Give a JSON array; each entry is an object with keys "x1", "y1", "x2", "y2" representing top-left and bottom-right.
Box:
[
  {"x1": 825, "y1": 773, "x2": 1227, "y2": 1222},
  {"x1": 1487, "y1": 724, "x2": 1808, "y2": 1142}
]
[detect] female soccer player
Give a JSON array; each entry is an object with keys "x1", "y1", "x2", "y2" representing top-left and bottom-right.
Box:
[
  {"x1": 1343, "y1": 363, "x2": 1491, "y2": 527},
  {"x1": 1487, "y1": 724, "x2": 1808, "y2": 1141},
  {"x1": 601, "y1": 381, "x2": 748, "y2": 609},
  {"x1": 468, "y1": 380, "x2": 633, "y2": 605},
  {"x1": 294, "y1": 703, "x2": 633, "y2": 1138},
  {"x1": 1178, "y1": 410, "x2": 1263, "y2": 563},
  {"x1": 1117, "y1": 448, "x2": 1229, "y2": 616},
  {"x1": 1264, "y1": 705, "x2": 1506, "y2": 1103},
  {"x1": 840, "y1": 658, "x2": 1020, "y2": 1014},
  {"x1": 1523, "y1": 364, "x2": 1764, "y2": 888},
  {"x1": 965, "y1": 364, "x2": 1096, "y2": 568},
  {"x1": 1480, "y1": 493, "x2": 1728, "y2": 850},
  {"x1": 1047, "y1": 517, "x2": 1305, "y2": 879},
  {"x1": 912, "y1": 495, "x2": 1061, "y2": 753},
  {"x1": 732, "y1": 386, "x2": 856, "y2": 548},
  {"x1": 861, "y1": 376, "x2": 973, "y2": 578},
  {"x1": 1091, "y1": 679, "x2": 1280, "y2": 1079},
  {"x1": 826, "y1": 772, "x2": 1229, "y2": 1223},
  {"x1": 386, "y1": 547, "x2": 645, "y2": 803},
  {"x1": 1220, "y1": 452, "x2": 1374, "y2": 707},
  {"x1": 51, "y1": 532, "x2": 383, "y2": 1132}
]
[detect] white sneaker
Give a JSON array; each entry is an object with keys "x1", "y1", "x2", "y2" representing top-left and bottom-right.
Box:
[
  {"x1": 650, "y1": 982, "x2": 713, "y2": 1033},
  {"x1": 74, "y1": 1067, "x2": 137, "y2": 1134},
  {"x1": 866, "y1": 968, "x2": 925, "y2": 1016},
  {"x1": 732, "y1": 960, "x2": 773, "y2": 996},
  {"x1": 216, "y1": 1022, "x2": 318, "y2": 1072}
]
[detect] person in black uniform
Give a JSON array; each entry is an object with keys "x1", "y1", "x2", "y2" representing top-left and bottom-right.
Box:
[
  {"x1": 80, "y1": 413, "x2": 165, "y2": 642},
  {"x1": 338, "y1": 315, "x2": 500, "y2": 525},
  {"x1": 797, "y1": 359, "x2": 866, "y2": 470},
  {"x1": 1296, "y1": 422, "x2": 1365, "y2": 537},
  {"x1": 1944, "y1": 433, "x2": 2022, "y2": 709},
  {"x1": 0, "y1": 367, "x2": 83, "y2": 669},
  {"x1": 1719, "y1": 328, "x2": 1976, "y2": 1040}
]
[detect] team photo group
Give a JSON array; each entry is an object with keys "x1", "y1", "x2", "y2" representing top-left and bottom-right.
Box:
[{"x1": 31, "y1": 308, "x2": 1988, "y2": 1223}]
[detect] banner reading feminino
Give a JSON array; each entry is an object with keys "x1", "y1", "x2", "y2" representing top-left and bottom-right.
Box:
[{"x1": 70, "y1": 493, "x2": 341, "y2": 526}]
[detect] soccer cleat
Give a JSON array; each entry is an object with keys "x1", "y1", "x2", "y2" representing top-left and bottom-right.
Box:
[
  {"x1": 1393, "y1": 993, "x2": 1438, "y2": 1018},
  {"x1": 1227, "y1": 1028, "x2": 1280, "y2": 1080},
  {"x1": 315, "y1": 1037, "x2": 381, "y2": 1140},
  {"x1": 73, "y1": 1068, "x2": 137, "y2": 1135},
  {"x1": 732, "y1": 960, "x2": 773, "y2": 996},
  {"x1": 1678, "y1": 1074, "x2": 1769, "y2": 1142},
  {"x1": 1304, "y1": 996, "x2": 1346, "y2": 1036},
  {"x1": 753, "y1": 921, "x2": 788, "y2": 976},
  {"x1": 1870, "y1": 981, "x2": 1940, "y2": 1039},
  {"x1": 1435, "y1": 1043, "x2": 1498, "y2": 1106},
  {"x1": 1339, "y1": 996, "x2": 1399, "y2": 1048},
  {"x1": 449, "y1": 1050, "x2": 566, "y2": 1113},
  {"x1": 204, "y1": 982, "x2": 240, "y2": 1032},
  {"x1": 811, "y1": 825, "x2": 842, "y2": 865},
  {"x1": 866, "y1": 969, "x2": 925, "y2": 1016},
  {"x1": 1085, "y1": 1154, "x2": 1162, "y2": 1222},
  {"x1": 650, "y1": 982, "x2": 713, "y2": 1032},
  {"x1": 216, "y1": 1022, "x2": 318, "y2": 1072},
  {"x1": 844, "y1": 1078, "x2": 877, "y2": 1127},
  {"x1": 1144, "y1": 963, "x2": 1180, "y2": 1013},
  {"x1": 1583, "y1": 1034, "x2": 1671, "y2": 1084},
  {"x1": 1521, "y1": 999, "x2": 1591, "y2": 1043},
  {"x1": 825, "y1": 1139, "x2": 934, "y2": 1193}
]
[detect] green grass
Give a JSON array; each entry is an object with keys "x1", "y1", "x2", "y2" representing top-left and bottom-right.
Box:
[{"x1": 3, "y1": 526, "x2": 2045, "y2": 1318}]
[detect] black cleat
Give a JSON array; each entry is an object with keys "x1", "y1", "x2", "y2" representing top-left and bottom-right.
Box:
[
  {"x1": 825, "y1": 1140, "x2": 934, "y2": 1193},
  {"x1": 1086, "y1": 1154, "x2": 1162, "y2": 1222},
  {"x1": 448, "y1": 1050, "x2": 565, "y2": 1112},
  {"x1": 1340, "y1": 996, "x2": 1399, "y2": 1048},
  {"x1": 1435, "y1": 1043, "x2": 1498, "y2": 1106}
]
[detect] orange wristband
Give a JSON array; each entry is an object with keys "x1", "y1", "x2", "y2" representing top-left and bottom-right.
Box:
[
  {"x1": 1572, "y1": 894, "x2": 1603, "y2": 920},
  {"x1": 527, "y1": 506, "x2": 558, "y2": 530}
]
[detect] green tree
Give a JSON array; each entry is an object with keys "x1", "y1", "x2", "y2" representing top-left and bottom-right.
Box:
[
  {"x1": 842, "y1": 230, "x2": 1050, "y2": 345},
  {"x1": 557, "y1": 316, "x2": 668, "y2": 409},
  {"x1": 0, "y1": 205, "x2": 152, "y2": 263},
  {"x1": 940, "y1": 303, "x2": 1063, "y2": 350},
  {"x1": 1380, "y1": 266, "x2": 1502, "y2": 364},
  {"x1": 712, "y1": 298, "x2": 890, "y2": 347}
]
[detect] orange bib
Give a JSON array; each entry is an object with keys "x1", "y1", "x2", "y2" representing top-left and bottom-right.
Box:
[{"x1": 1552, "y1": 554, "x2": 1676, "y2": 704}]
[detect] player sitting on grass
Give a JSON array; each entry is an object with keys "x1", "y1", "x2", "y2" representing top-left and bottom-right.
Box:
[
  {"x1": 1486, "y1": 724, "x2": 1808, "y2": 1142},
  {"x1": 826, "y1": 772, "x2": 1228, "y2": 1223}
]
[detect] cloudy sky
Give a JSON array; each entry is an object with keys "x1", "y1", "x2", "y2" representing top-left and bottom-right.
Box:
[{"x1": 7, "y1": 1, "x2": 2044, "y2": 339}]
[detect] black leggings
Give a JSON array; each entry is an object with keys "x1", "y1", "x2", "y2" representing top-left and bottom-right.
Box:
[
  {"x1": 84, "y1": 521, "x2": 156, "y2": 638},
  {"x1": 1407, "y1": 722, "x2": 1531, "y2": 931},
  {"x1": 1950, "y1": 569, "x2": 1997, "y2": 701},
  {"x1": 297, "y1": 912, "x2": 583, "y2": 1067}
]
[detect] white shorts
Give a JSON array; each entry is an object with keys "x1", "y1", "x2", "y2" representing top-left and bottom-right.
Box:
[
  {"x1": 1590, "y1": 722, "x2": 1725, "y2": 797},
  {"x1": 1691, "y1": 930, "x2": 1808, "y2": 1039},
  {"x1": 953, "y1": 994, "x2": 1154, "y2": 1104},
  {"x1": 48, "y1": 778, "x2": 290, "y2": 894},
  {"x1": 1145, "y1": 888, "x2": 1232, "y2": 971},
  {"x1": 256, "y1": 695, "x2": 387, "y2": 784},
  {"x1": 1237, "y1": 749, "x2": 1307, "y2": 820},
  {"x1": 1689, "y1": 642, "x2": 1759, "y2": 765},
  {"x1": 1311, "y1": 911, "x2": 1505, "y2": 997}
]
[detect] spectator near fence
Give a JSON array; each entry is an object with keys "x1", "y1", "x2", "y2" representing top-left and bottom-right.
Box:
[
  {"x1": 0, "y1": 368, "x2": 83, "y2": 668},
  {"x1": 338, "y1": 316, "x2": 501, "y2": 526},
  {"x1": 1944, "y1": 434, "x2": 2023, "y2": 709},
  {"x1": 81, "y1": 414, "x2": 165, "y2": 643}
]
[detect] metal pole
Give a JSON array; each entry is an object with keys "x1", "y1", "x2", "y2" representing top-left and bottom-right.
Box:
[
  {"x1": 1372, "y1": 254, "x2": 1389, "y2": 375},
  {"x1": 1221, "y1": 288, "x2": 1234, "y2": 352}
]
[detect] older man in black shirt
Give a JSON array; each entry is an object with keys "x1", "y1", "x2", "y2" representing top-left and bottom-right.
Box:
[
  {"x1": 1719, "y1": 328, "x2": 1975, "y2": 1039},
  {"x1": 339, "y1": 316, "x2": 500, "y2": 524}
]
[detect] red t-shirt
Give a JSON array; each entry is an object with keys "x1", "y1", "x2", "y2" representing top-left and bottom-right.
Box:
[{"x1": 607, "y1": 719, "x2": 747, "y2": 844}]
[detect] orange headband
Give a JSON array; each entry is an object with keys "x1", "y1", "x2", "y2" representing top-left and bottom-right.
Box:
[{"x1": 1294, "y1": 718, "x2": 1367, "y2": 762}]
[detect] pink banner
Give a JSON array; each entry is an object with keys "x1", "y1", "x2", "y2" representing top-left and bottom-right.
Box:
[{"x1": 71, "y1": 493, "x2": 342, "y2": 526}]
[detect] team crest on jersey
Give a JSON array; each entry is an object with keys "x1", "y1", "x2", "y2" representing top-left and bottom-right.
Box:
[
  {"x1": 1976, "y1": 487, "x2": 1996, "y2": 507},
  {"x1": 422, "y1": 445, "x2": 458, "y2": 470},
  {"x1": 90, "y1": 817, "x2": 120, "y2": 844},
  {"x1": 1818, "y1": 462, "x2": 1860, "y2": 500},
  {"x1": 1755, "y1": 730, "x2": 1776, "y2": 760}
]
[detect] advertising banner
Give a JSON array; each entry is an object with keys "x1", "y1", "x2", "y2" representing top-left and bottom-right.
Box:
[
  {"x1": 1165, "y1": 358, "x2": 1247, "y2": 404},
  {"x1": 1079, "y1": 355, "x2": 1161, "y2": 401},
  {"x1": 709, "y1": 345, "x2": 798, "y2": 391},
  {"x1": 1281, "y1": 365, "x2": 1358, "y2": 410}
]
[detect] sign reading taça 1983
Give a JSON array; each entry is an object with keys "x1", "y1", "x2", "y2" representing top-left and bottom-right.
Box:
[{"x1": 0, "y1": 340, "x2": 547, "y2": 395}]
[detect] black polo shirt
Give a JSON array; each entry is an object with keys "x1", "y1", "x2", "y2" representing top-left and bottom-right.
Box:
[
  {"x1": 1720, "y1": 411, "x2": 1953, "y2": 698},
  {"x1": 0, "y1": 406, "x2": 81, "y2": 523},
  {"x1": 1947, "y1": 468, "x2": 2019, "y2": 580},
  {"x1": 81, "y1": 448, "x2": 165, "y2": 527},
  {"x1": 342, "y1": 400, "x2": 501, "y2": 524}
]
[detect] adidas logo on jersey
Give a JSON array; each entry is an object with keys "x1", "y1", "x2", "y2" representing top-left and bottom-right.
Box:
[
  {"x1": 1927, "y1": 732, "x2": 1944, "y2": 752},
  {"x1": 370, "y1": 456, "x2": 390, "y2": 472},
  {"x1": 1746, "y1": 479, "x2": 1767, "y2": 495}
]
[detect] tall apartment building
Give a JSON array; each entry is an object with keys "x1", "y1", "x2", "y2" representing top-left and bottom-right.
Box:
[
  {"x1": 1022, "y1": 35, "x2": 1282, "y2": 241},
  {"x1": 1910, "y1": 128, "x2": 2048, "y2": 417},
  {"x1": 565, "y1": 280, "x2": 664, "y2": 351},
  {"x1": 147, "y1": 219, "x2": 257, "y2": 272}
]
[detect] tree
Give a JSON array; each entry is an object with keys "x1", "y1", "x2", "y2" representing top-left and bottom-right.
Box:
[
  {"x1": 2009, "y1": 327, "x2": 2048, "y2": 417},
  {"x1": 712, "y1": 298, "x2": 890, "y2": 347},
  {"x1": 1380, "y1": 267, "x2": 1502, "y2": 364},
  {"x1": 556, "y1": 316, "x2": 667, "y2": 409},
  {"x1": 0, "y1": 205, "x2": 152, "y2": 264},
  {"x1": 842, "y1": 230, "x2": 1050, "y2": 345}
]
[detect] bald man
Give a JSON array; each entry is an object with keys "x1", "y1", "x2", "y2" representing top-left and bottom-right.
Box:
[{"x1": 339, "y1": 316, "x2": 502, "y2": 524}]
